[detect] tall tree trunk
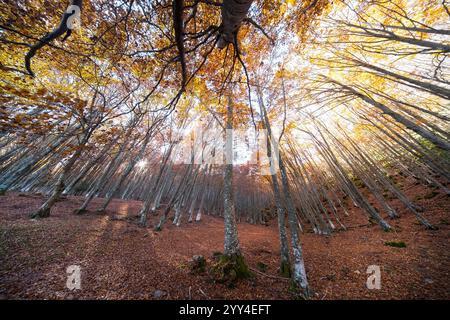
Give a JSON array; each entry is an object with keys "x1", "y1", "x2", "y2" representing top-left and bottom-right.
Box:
[
  {"x1": 139, "y1": 143, "x2": 174, "y2": 226},
  {"x1": 258, "y1": 87, "x2": 309, "y2": 295},
  {"x1": 223, "y1": 95, "x2": 241, "y2": 257},
  {"x1": 278, "y1": 154, "x2": 310, "y2": 296},
  {"x1": 256, "y1": 85, "x2": 291, "y2": 276}
]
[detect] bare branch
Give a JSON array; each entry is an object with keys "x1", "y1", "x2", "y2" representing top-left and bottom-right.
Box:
[{"x1": 244, "y1": 18, "x2": 275, "y2": 45}]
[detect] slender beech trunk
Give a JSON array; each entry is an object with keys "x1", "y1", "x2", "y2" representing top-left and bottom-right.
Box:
[
  {"x1": 30, "y1": 131, "x2": 90, "y2": 218},
  {"x1": 333, "y1": 79, "x2": 450, "y2": 151},
  {"x1": 97, "y1": 128, "x2": 154, "y2": 212},
  {"x1": 139, "y1": 143, "x2": 174, "y2": 226},
  {"x1": 258, "y1": 88, "x2": 309, "y2": 295},
  {"x1": 256, "y1": 85, "x2": 290, "y2": 276}
]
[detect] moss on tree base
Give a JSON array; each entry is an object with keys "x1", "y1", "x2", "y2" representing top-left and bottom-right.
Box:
[
  {"x1": 29, "y1": 207, "x2": 50, "y2": 219},
  {"x1": 288, "y1": 280, "x2": 311, "y2": 300},
  {"x1": 210, "y1": 253, "x2": 252, "y2": 285},
  {"x1": 280, "y1": 260, "x2": 291, "y2": 278},
  {"x1": 256, "y1": 262, "x2": 268, "y2": 273},
  {"x1": 73, "y1": 208, "x2": 87, "y2": 215}
]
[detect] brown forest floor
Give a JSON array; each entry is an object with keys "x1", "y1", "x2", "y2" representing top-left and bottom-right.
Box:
[{"x1": 0, "y1": 177, "x2": 449, "y2": 300}]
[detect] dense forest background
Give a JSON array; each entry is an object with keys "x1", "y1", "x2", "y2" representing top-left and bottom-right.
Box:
[{"x1": 0, "y1": 0, "x2": 449, "y2": 299}]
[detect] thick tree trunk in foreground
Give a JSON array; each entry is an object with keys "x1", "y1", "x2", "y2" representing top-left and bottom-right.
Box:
[
  {"x1": 217, "y1": 0, "x2": 254, "y2": 49},
  {"x1": 223, "y1": 96, "x2": 241, "y2": 256},
  {"x1": 209, "y1": 95, "x2": 251, "y2": 283}
]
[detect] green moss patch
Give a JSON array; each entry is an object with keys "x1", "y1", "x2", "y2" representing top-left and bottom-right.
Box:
[
  {"x1": 288, "y1": 280, "x2": 311, "y2": 300},
  {"x1": 280, "y1": 260, "x2": 291, "y2": 277},
  {"x1": 385, "y1": 241, "x2": 406, "y2": 248},
  {"x1": 209, "y1": 253, "x2": 252, "y2": 286},
  {"x1": 190, "y1": 255, "x2": 207, "y2": 274},
  {"x1": 256, "y1": 262, "x2": 268, "y2": 273}
]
